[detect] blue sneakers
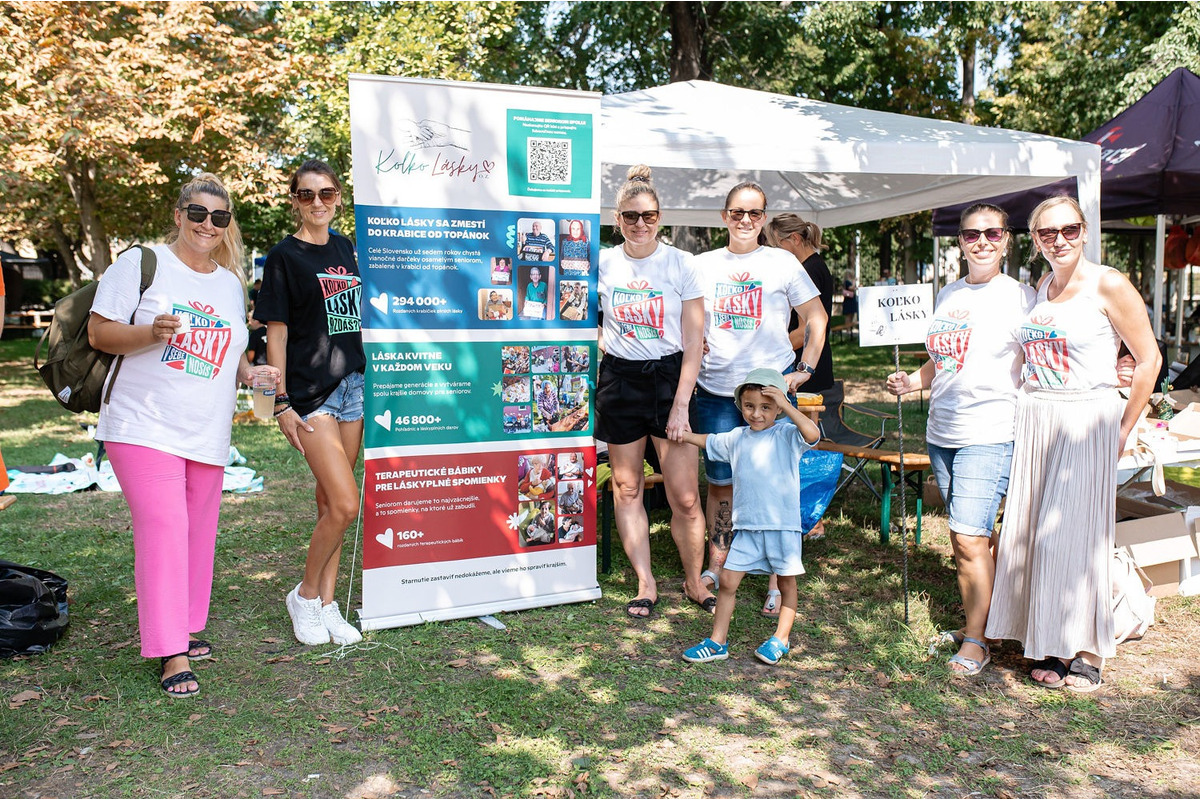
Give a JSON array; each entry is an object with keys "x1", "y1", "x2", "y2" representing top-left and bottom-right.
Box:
[
  {"x1": 754, "y1": 636, "x2": 790, "y2": 665},
  {"x1": 682, "y1": 637, "x2": 729, "y2": 663}
]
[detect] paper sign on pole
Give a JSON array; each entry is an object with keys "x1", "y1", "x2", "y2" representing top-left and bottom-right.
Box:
[
  {"x1": 856, "y1": 285, "x2": 934, "y2": 347},
  {"x1": 348, "y1": 75, "x2": 603, "y2": 629}
]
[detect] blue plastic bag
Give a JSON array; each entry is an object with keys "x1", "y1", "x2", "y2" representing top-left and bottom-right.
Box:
[{"x1": 800, "y1": 450, "x2": 843, "y2": 534}]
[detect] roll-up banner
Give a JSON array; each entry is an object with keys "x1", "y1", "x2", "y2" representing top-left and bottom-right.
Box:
[{"x1": 348, "y1": 76, "x2": 602, "y2": 629}]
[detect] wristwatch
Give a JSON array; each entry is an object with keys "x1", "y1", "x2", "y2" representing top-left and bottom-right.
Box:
[{"x1": 795, "y1": 360, "x2": 816, "y2": 375}]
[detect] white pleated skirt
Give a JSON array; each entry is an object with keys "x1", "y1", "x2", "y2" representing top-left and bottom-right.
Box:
[{"x1": 985, "y1": 386, "x2": 1123, "y2": 660}]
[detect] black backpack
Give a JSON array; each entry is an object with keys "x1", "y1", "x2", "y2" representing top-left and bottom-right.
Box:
[
  {"x1": 0, "y1": 560, "x2": 69, "y2": 659},
  {"x1": 34, "y1": 245, "x2": 157, "y2": 413}
]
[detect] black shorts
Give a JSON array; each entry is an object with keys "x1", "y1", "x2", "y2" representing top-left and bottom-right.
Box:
[{"x1": 594, "y1": 351, "x2": 697, "y2": 445}]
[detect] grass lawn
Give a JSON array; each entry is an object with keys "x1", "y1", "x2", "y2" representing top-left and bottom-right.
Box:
[{"x1": 2, "y1": 335, "x2": 1199, "y2": 798}]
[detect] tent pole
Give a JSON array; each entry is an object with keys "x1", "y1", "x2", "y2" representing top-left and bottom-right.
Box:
[
  {"x1": 932, "y1": 237, "x2": 940, "y2": 295},
  {"x1": 1154, "y1": 215, "x2": 1165, "y2": 340},
  {"x1": 1177, "y1": 264, "x2": 1187, "y2": 363}
]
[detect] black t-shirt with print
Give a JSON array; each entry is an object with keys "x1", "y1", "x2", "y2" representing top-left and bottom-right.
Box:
[
  {"x1": 788, "y1": 251, "x2": 835, "y2": 394},
  {"x1": 254, "y1": 234, "x2": 365, "y2": 416}
]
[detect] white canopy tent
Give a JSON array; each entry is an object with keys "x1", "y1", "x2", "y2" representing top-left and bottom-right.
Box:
[{"x1": 599, "y1": 81, "x2": 1102, "y2": 262}]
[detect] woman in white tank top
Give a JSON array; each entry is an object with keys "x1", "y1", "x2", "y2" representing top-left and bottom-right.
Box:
[{"x1": 986, "y1": 197, "x2": 1160, "y2": 692}]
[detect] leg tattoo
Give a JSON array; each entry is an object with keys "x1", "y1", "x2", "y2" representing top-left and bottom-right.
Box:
[{"x1": 711, "y1": 501, "x2": 734, "y2": 552}]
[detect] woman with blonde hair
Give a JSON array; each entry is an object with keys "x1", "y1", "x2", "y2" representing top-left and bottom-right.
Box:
[
  {"x1": 89, "y1": 173, "x2": 278, "y2": 696},
  {"x1": 596, "y1": 165, "x2": 710, "y2": 618},
  {"x1": 986, "y1": 196, "x2": 1159, "y2": 691}
]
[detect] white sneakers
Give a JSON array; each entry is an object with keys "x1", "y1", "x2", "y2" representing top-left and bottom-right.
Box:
[
  {"x1": 321, "y1": 601, "x2": 363, "y2": 645},
  {"x1": 286, "y1": 583, "x2": 363, "y2": 645}
]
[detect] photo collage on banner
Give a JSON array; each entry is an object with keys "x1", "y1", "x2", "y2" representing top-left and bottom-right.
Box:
[{"x1": 349, "y1": 76, "x2": 602, "y2": 628}]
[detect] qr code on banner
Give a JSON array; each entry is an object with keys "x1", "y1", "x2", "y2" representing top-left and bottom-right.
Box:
[{"x1": 528, "y1": 138, "x2": 572, "y2": 184}]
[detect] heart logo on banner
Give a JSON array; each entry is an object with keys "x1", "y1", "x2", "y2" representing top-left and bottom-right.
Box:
[
  {"x1": 370, "y1": 292, "x2": 389, "y2": 314},
  {"x1": 375, "y1": 528, "x2": 394, "y2": 549},
  {"x1": 585, "y1": 468, "x2": 594, "y2": 478},
  {"x1": 374, "y1": 410, "x2": 392, "y2": 430}
]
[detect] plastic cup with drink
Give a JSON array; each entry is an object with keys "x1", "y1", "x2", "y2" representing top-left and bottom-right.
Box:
[{"x1": 252, "y1": 371, "x2": 277, "y2": 420}]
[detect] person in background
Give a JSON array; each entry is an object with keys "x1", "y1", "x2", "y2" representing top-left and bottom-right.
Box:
[
  {"x1": 596, "y1": 164, "x2": 710, "y2": 619},
  {"x1": 767, "y1": 213, "x2": 835, "y2": 554},
  {"x1": 246, "y1": 315, "x2": 268, "y2": 367},
  {"x1": 255, "y1": 160, "x2": 365, "y2": 648},
  {"x1": 692, "y1": 182, "x2": 827, "y2": 607},
  {"x1": 89, "y1": 173, "x2": 278, "y2": 697},
  {"x1": 986, "y1": 197, "x2": 1159, "y2": 692},
  {"x1": 886, "y1": 203, "x2": 1032, "y2": 677},
  {"x1": 842, "y1": 275, "x2": 858, "y2": 327},
  {"x1": 875, "y1": 267, "x2": 897, "y2": 286}
]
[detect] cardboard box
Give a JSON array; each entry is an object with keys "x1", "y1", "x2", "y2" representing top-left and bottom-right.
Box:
[
  {"x1": 1116, "y1": 480, "x2": 1200, "y2": 520},
  {"x1": 1115, "y1": 512, "x2": 1200, "y2": 597}
]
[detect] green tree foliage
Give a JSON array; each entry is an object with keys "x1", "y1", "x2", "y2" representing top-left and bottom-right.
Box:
[{"x1": 0, "y1": 1, "x2": 295, "y2": 278}]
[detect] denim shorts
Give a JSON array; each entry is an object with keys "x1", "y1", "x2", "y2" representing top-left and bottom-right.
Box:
[
  {"x1": 927, "y1": 441, "x2": 1013, "y2": 537},
  {"x1": 301, "y1": 371, "x2": 365, "y2": 423},
  {"x1": 694, "y1": 373, "x2": 796, "y2": 486}
]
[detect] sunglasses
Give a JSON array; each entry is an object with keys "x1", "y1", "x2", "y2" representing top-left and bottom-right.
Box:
[
  {"x1": 958, "y1": 227, "x2": 1008, "y2": 243},
  {"x1": 619, "y1": 209, "x2": 660, "y2": 225},
  {"x1": 292, "y1": 187, "x2": 341, "y2": 205},
  {"x1": 726, "y1": 208, "x2": 765, "y2": 222},
  {"x1": 184, "y1": 204, "x2": 232, "y2": 228},
  {"x1": 1035, "y1": 223, "x2": 1084, "y2": 245}
]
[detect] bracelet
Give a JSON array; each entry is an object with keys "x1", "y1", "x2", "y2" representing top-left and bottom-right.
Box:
[
  {"x1": 273, "y1": 404, "x2": 293, "y2": 418},
  {"x1": 273, "y1": 393, "x2": 290, "y2": 405}
]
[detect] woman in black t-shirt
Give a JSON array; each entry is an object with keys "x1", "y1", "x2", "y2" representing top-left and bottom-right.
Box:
[{"x1": 254, "y1": 160, "x2": 366, "y2": 647}]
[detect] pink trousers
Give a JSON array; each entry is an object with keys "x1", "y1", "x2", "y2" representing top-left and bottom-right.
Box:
[{"x1": 106, "y1": 442, "x2": 224, "y2": 658}]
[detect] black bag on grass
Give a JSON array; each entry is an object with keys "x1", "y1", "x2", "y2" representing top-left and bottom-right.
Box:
[
  {"x1": 34, "y1": 245, "x2": 156, "y2": 413},
  {"x1": 0, "y1": 560, "x2": 69, "y2": 658}
]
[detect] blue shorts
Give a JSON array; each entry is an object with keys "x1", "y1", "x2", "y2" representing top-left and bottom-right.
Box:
[
  {"x1": 694, "y1": 374, "x2": 796, "y2": 486},
  {"x1": 301, "y1": 371, "x2": 365, "y2": 424},
  {"x1": 927, "y1": 441, "x2": 1013, "y2": 537},
  {"x1": 724, "y1": 529, "x2": 805, "y2": 577}
]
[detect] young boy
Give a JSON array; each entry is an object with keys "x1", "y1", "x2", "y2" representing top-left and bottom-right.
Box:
[{"x1": 679, "y1": 367, "x2": 821, "y2": 665}]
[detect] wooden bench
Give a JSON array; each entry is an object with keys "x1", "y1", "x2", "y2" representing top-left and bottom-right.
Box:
[
  {"x1": 817, "y1": 441, "x2": 931, "y2": 544},
  {"x1": 598, "y1": 472, "x2": 663, "y2": 574},
  {"x1": 830, "y1": 322, "x2": 857, "y2": 343}
]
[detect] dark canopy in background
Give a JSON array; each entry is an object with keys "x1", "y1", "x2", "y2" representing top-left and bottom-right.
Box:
[{"x1": 934, "y1": 67, "x2": 1200, "y2": 233}]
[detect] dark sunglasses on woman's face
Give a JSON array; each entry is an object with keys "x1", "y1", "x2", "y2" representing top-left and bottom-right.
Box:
[
  {"x1": 185, "y1": 204, "x2": 232, "y2": 228},
  {"x1": 1035, "y1": 223, "x2": 1083, "y2": 245},
  {"x1": 958, "y1": 227, "x2": 1007, "y2": 243},
  {"x1": 726, "y1": 208, "x2": 765, "y2": 222},
  {"x1": 292, "y1": 187, "x2": 341, "y2": 205},
  {"x1": 619, "y1": 209, "x2": 660, "y2": 225}
]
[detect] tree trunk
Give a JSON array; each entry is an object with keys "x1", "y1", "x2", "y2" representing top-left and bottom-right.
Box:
[
  {"x1": 960, "y1": 38, "x2": 977, "y2": 124},
  {"x1": 665, "y1": 1, "x2": 723, "y2": 254},
  {"x1": 49, "y1": 220, "x2": 84, "y2": 287},
  {"x1": 879, "y1": 229, "x2": 892, "y2": 282},
  {"x1": 901, "y1": 218, "x2": 917, "y2": 284},
  {"x1": 62, "y1": 148, "x2": 110, "y2": 276}
]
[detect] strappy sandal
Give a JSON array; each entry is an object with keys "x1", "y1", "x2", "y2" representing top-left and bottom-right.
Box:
[
  {"x1": 761, "y1": 589, "x2": 782, "y2": 618},
  {"x1": 1030, "y1": 656, "x2": 1069, "y2": 689},
  {"x1": 625, "y1": 597, "x2": 656, "y2": 619},
  {"x1": 188, "y1": 639, "x2": 213, "y2": 661},
  {"x1": 160, "y1": 655, "x2": 200, "y2": 699},
  {"x1": 1065, "y1": 658, "x2": 1103, "y2": 693},
  {"x1": 947, "y1": 636, "x2": 990, "y2": 676}
]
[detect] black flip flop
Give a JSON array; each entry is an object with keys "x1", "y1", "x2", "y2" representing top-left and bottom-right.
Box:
[
  {"x1": 188, "y1": 639, "x2": 213, "y2": 661},
  {"x1": 160, "y1": 655, "x2": 200, "y2": 699},
  {"x1": 626, "y1": 597, "x2": 656, "y2": 619},
  {"x1": 1030, "y1": 656, "x2": 1069, "y2": 689}
]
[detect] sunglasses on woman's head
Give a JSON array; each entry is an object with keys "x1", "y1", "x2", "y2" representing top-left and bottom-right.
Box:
[
  {"x1": 958, "y1": 227, "x2": 1007, "y2": 243},
  {"x1": 184, "y1": 204, "x2": 232, "y2": 228},
  {"x1": 292, "y1": 187, "x2": 340, "y2": 205},
  {"x1": 726, "y1": 208, "x2": 765, "y2": 222},
  {"x1": 1035, "y1": 223, "x2": 1083, "y2": 245},
  {"x1": 619, "y1": 209, "x2": 660, "y2": 225}
]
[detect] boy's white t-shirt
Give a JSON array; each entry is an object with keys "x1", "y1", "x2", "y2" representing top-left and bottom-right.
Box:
[
  {"x1": 91, "y1": 244, "x2": 248, "y2": 465},
  {"x1": 925, "y1": 273, "x2": 1035, "y2": 448},
  {"x1": 694, "y1": 246, "x2": 819, "y2": 397},
  {"x1": 598, "y1": 243, "x2": 702, "y2": 362}
]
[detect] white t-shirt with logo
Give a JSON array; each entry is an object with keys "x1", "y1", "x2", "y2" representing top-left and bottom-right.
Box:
[
  {"x1": 92, "y1": 244, "x2": 249, "y2": 465},
  {"x1": 694, "y1": 246, "x2": 819, "y2": 397},
  {"x1": 925, "y1": 273, "x2": 1035, "y2": 448},
  {"x1": 598, "y1": 243, "x2": 702, "y2": 362}
]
